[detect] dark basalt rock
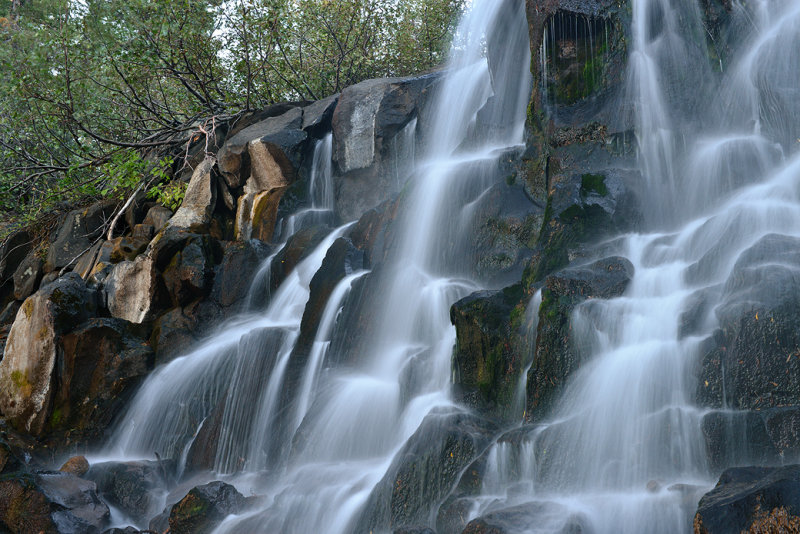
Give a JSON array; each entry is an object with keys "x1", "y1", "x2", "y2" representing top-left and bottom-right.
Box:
[
  {"x1": 12, "y1": 250, "x2": 43, "y2": 301},
  {"x1": 302, "y1": 95, "x2": 339, "y2": 138},
  {"x1": 0, "y1": 471, "x2": 110, "y2": 534},
  {"x1": 470, "y1": 181, "x2": 543, "y2": 287},
  {"x1": 50, "y1": 317, "x2": 154, "y2": 444},
  {"x1": 694, "y1": 465, "x2": 800, "y2": 534},
  {"x1": 168, "y1": 481, "x2": 246, "y2": 534},
  {"x1": 523, "y1": 169, "x2": 639, "y2": 288},
  {"x1": 526, "y1": 256, "x2": 633, "y2": 422},
  {"x1": 357, "y1": 409, "x2": 497, "y2": 533},
  {"x1": 162, "y1": 236, "x2": 216, "y2": 307},
  {"x1": 462, "y1": 501, "x2": 591, "y2": 534},
  {"x1": 697, "y1": 234, "x2": 800, "y2": 413},
  {"x1": 88, "y1": 460, "x2": 174, "y2": 527},
  {"x1": 332, "y1": 73, "x2": 439, "y2": 222},
  {"x1": 451, "y1": 284, "x2": 527, "y2": 422},
  {"x1": 269, "y1": 225, "x2": 330, "y2": 293},
  {"x1": 45, "y1": 200, "x2": 118, "y2": 273}
]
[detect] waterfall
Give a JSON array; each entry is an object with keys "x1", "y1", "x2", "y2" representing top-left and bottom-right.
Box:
[
  {"x1": 465, "y1": 1, "x2": 800, "y2": 533},
  {"x1": 100, "y1": 0, "x2": 531, "y2": 532}
]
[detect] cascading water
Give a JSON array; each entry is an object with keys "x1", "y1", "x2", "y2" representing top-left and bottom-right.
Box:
[
  {"x1": 100, "y1": 0, "x2": 531, "y2": 532},
  {"x1": 466, "y1": 1, "x2": 800, "y2": 533}
]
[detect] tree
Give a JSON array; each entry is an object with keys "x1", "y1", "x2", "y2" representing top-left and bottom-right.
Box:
[{"x1": 0, "y1": 0, "x2": 465, "y2": 226}]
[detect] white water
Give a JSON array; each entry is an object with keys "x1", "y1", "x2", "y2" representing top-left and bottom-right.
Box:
[{"x1": 467, "y1": 1, "x2": 800, "y2": 533}]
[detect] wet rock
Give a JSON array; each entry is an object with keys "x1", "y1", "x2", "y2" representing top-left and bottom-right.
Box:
[
  {"x1": 696, "y1": 235, "x2": 800, "y2": 412},
  {"x1": 103, "y1": 527, "x2": 141, "y2": 534},
  {"x1": 348, "y1": 195, "x2": 402, "y2": 268},
  {"x1": 149, "y1": 307, "x2": 198, "y2": 363},
  {"x1": 471, "y1": 181, "x2": 542, "y2": 287},
  {"x1": 269, "y1": 225, "x2": 330, "y2": 292},
  {"x1": 45, "y1": 200, "x2": 117, "y2": 273},
  {"x1": 358, "y1": 409, "x2": 496, "y2": 532},
  {"x1": 168, "y1": 481, "x2": 246, "y2": 534},
  {"x1": 210, "y1": 240, "x2": 271, "y2": 312},
  {"x1": 523, "y1": 169, "x2": 638, "y2": 287},
  {"x1": 526, "y1": 256, "x2": 634, "y2": 421},
  {"x1": 451, "y1": 284, "x2": 527, "y2": 422},
  {"x1": 105, "y1": 256, "x2": 169, "y2": 324},
  {"x1": 694, "y1": 465, "x2": 800, "y2": 534},
  {"x1": 184, "y1": 400, "x2": 224, "y2": 473},
  {"x1": 52, "y1": 318, "x2": 154, "y2": 442},
  {"x1": 332, "y1": 73, "x2": 438, "y2": 221},
  {"x1": 0, "y1": 273, "x2": 97, "y2": 435},
  {"x1": 700, "y1": 410, "x2": 775, "y2": 472},
  {"x1": 12, "y1": 250, "x2": 43, "y2": 300},
  {"x1": 169, "y1": 157, "x2": 217, "y2": 231},
  {"x1": 60, "y1": 456, "x2": 90, "y2": 477},
  {"x1": 0, "y1": 471, "x2": 110, "y2": 534},
  {"x1": 295, "y1": 237, "x2": 365, "y2": 358},
  {"x1": 218, "y1": 107, "x2": 306, "y2": 189},
  {"x1": 394, "y1": 528, "x2": 436, "y2": 534},
  {"x1": 88, "y1": 460, "x2": 173, "y2": 526},
  {"x1": 462, "y1": 501, "x2": 591, "y2": 534}
]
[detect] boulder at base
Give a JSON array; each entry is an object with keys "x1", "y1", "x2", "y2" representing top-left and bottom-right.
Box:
[
  {"x1": 0, "y1": 274, "x2": 97, "y2": 436},
  {"x1": 694, "y1": 465, "x2": 800, "y2": 533}
]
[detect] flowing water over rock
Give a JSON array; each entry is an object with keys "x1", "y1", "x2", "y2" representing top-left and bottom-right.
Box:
[
  {"x1": 464, "y1": 1, "x2": 800, "y2": 533},
  {"x1": 101, "y1": 1, "x2": 531, "y2": 532}
]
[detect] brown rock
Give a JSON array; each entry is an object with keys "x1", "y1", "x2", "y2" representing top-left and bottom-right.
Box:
[{"x1": 60, "y1": 455, "x2": 90, "y2": 476}]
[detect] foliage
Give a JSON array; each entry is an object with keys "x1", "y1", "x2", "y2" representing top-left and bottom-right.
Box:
[
  {"x1": 148, "y1": 180, "x2": 187, "y2": 212},
  {"x1": 0, "y1": 0, "x2": 465, "y2": 227}
]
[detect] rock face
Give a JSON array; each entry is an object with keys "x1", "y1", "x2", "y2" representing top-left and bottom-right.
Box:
[
  {"x1": 52, "y1": 318, "x2": 153, "y2": 441},
  {"x1": 461, "y1": 502, "x2": 590, "y2": 534},
  {"x1": 218, "y1": 106, "x2": 306, "y2": 190},
  {"x1": 168, "y1": 481, "x2": 246, "y2": 534},
  {"x1": 88, "y1": 460, "x2": 173, "y2": 526},
  {"x1": 45, "y1": 201, "x2": 117, "y2": 273},
  {"x1": 526, "y1": 256, "x2": 634, "y2": 421},
  {"x1": 332, "y1": 73, "x2": 439, "y2": 221},
  {"x1": 0, "y1": 274, "x2": 97, "y2": 435},
  {"x1": 694, "y1": 465, "x2": 800, "y2": 534},
  {"x1": 0, "y1": 472, "x2": 110, "y2": 534},
  {"x1": 451, "y1": 285, "x2": 527, "y2": 422},
  {"x1": 169, "y1": 157, "x2": 218, "y2": 231},
  {"x1": 105, "y1": 256, "x2": 168, "y2": 324},
  {"x1": 357, "y1": 410, "x2": 496, "y2": 533}
]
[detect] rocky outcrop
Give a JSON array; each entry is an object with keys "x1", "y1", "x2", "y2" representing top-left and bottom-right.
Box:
[
  {"x1": 169, "y1": 157, "x2": 218, "y2": 231},
  {"x1": 461, "y1": 502, "x2": 590, "y2": 534},
  {"x1": 357, "y1": 410, "x2": 496, "y2": 533},
  {"x1": 44, "y1": 201, "x2": 117, "y2": 273},
  {"x1": 51, "y1": 318, "x2": 153, "y2": 441},
  {"x1": 105, "y1": 256, "x2": 168, "y2": 324},
  {"x1": 0, "y1": 274, "x2": 97, "y2": 436},
  {"x1": 526, "y1": 256, "x2": 633, "y2": 421},
  {"x1": 0, "y1": 471, "x2": 109, "y2": 534},
  {"x1": 523, "y1": 169, "x2": 639, "y2": 288},
  {"x1": 88, "y1": 460, "x2": 174, "y2": 526},
  {"x1": 451, "y1": 285, "x2": 527, "y2": 422},
  {"x1": 694, "y1": 465, "x2": 800, "y2": 534},
  {"x1": 167, "y1": 481, "x2": 246, "y2": 534},
  {"x1": 332, "y1": 73, "x2": 439, "y2": 221}
]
